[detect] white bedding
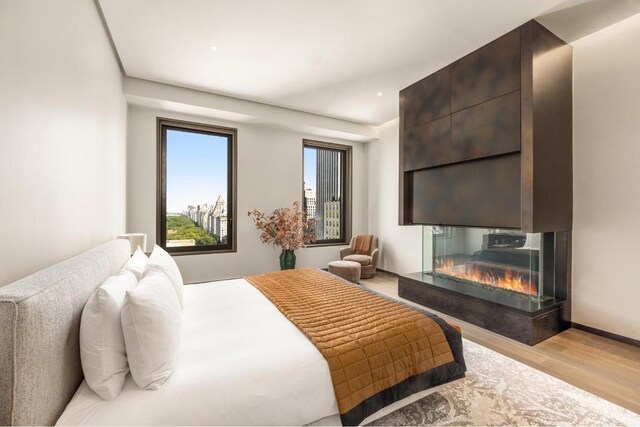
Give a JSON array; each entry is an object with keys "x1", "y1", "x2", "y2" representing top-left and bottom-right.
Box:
[{"x1": 57, "y1": 279, "x2": 339, "y2": 426}]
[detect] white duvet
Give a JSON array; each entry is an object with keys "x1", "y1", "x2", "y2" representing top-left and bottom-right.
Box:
[{"x1": 57, "y1": 279, "x2": 339, "y2": 426}]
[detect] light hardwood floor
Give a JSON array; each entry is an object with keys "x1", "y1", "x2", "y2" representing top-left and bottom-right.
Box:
[{"x1": 361, "y1": 272, "x2": 640, "y2": 414}]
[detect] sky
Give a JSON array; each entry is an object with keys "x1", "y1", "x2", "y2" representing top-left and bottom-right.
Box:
[
  {"x1": 304, "y1": 147, "x2": 316, "y2": 191},
  {"x1": 166, "y1": 129, "x2": 228, "y2": 213}
]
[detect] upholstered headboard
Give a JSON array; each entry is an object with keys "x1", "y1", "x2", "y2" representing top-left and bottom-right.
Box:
[{"x1": 0, "y1": 239, "x2": 130, "y2": 426}]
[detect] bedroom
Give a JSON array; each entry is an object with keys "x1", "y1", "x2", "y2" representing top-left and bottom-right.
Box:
[{"x1": 1, "y1": 0, "x2": 639, "y2": 425}]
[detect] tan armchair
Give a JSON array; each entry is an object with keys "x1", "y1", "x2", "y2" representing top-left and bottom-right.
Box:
[{"x1": 340, "y1": 235, "x2": 379, "y2": 279}]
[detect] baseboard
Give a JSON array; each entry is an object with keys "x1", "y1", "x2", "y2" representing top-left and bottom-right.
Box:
[
  {"x1": 375, "y1": 268, "x2": 398, "y2": 277},
  {"x1": 572, "y1": 322, "x2": 640, "y2": 347}
]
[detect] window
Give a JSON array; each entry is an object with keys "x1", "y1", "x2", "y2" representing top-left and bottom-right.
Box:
[
  {"x1": 157, "y1": 118, "x2": 237, "y2": 254},
  {"x1": 303, "y1": 139, "x2": 351, "y2": 245}
]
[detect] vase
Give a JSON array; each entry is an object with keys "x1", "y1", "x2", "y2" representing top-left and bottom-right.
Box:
[{"x1": 279, "y1": 250, "x2": 296, "y2": 270}]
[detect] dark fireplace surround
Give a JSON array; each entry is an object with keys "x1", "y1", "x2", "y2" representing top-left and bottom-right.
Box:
[
  {"x1": 397, "y1": 20, "x2": 573, "y2": 345},
  {"x1": 399, "y1": 228, "x2": 571, "y2": 345}
]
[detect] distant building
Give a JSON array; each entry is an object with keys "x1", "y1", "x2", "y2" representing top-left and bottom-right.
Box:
[
  {"x1": 304, "y1": 188, "x2": 316, "y2": 219},
  {"x1": 213, "y1": 215, "x2": 227, "y2": 244},
  {"x1": 315, "y1": 150, "x2": 340, "y2": 238},
  {"x1": 183, "y1": 196, "x2": 227, "y2": 244},
  {"x1": 323, "y1": 200, "x2": 341, "y2": 240}
]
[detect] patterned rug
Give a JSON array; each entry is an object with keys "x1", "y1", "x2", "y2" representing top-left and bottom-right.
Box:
[{"x1": 365, "y1": 339, "x2": 640, "y2": 426}]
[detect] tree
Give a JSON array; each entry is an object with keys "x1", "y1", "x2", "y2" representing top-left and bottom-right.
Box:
[{"x1": 166, "y1": 215, "x2": 218, "y2": 246}]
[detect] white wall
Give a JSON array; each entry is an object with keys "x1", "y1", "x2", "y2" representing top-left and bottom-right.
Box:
[
  {"x1": 367, "y1": 118, "x2": 423, "y2": 274},
  {"x1": 127, "y1": 106, "x2": 368, "y2": 284},
  {"x1": 572, "y1": 14, "x2": 640, "y2": 341},
  {"x1": 123, "y1": 77, "x2": 378, "y2": 143},
  {"x1": 0, "y1": 1, "x2": 127, "y2": 286}
]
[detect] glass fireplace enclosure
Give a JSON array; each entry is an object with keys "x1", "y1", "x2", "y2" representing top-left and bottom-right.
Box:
[{"x1": 423, "y1": 226, "x2": 558, "y2": 302}]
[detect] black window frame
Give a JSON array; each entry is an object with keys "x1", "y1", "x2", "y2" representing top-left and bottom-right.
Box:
[
  {"x1": 302, "y1": 139, "x2": 352, "y2": 247},
  {"x1": 156, "y1": 117, "x2": 237, "y2": 255}
]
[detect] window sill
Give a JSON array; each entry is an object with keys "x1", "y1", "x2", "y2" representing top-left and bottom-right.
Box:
[
  {"x1": 307, "y1": 242, "x2": 348, "y2": 248},
  {"x1": 167, "y1": 248, "x2": 237, "y2": 256}
]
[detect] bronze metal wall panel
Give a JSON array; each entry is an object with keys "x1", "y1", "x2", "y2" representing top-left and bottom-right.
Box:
[
  {"x1": 399, "y1": 89, "x2": 407, "y2": 224},
  {"x1": 402, "y1": 67, "x2": 451, "y2": 129},
  {"x1": 451, "y1": 28, "x2": 521, "y2": 112},
  {"x1": 411, "y1": 153, "x2": 521, "y2": 228},
  {"x1": 520, "y1": 22, "x2": 535, "y2": 231},
  {"x1": 400, "y1": 20, "x2": 571, "y2": 232},
  {"x1": 400, "y1": 171, "x2": 413, "y2": 225},
  {"x1": 520, "y1": 21, "x2": 573, "y2": 232},
  {"x1": 530, "y1": 21, "x2": 573, "y2": 232},
  {"x1": 403, "y1": 116, "x2": 451, "y2": 171},
  {"x1": 450, "y1": 90, "x2": 521, "y2": 163}
]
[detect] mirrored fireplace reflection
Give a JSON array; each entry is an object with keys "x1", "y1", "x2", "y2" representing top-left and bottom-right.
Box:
[{"x1": 424, "y1": 226, "x2": 555, "y2": 302}]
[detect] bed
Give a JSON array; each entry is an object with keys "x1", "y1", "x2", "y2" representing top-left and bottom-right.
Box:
[
  {"x1": 57, "y1": 278, "x2": 338, "y2": 425},
  {"x1": 0, "y1": 240, "x2": 466, "y2": 426}
]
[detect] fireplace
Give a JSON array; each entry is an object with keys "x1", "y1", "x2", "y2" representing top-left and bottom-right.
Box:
[
  {"x1": 397, "y1": 20, "x2": 573, "y2": 345},
  {"x1": 399, "y1": 226, "x2": 571, "y2": 345},
  {"x1": 430, "y1": 227, "x2": 546, "y2": 301}
]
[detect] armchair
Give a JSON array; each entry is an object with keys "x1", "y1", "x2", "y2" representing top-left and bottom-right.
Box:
[{"x1": 339, "y1": 235, "x2": 379, "y2": 279}]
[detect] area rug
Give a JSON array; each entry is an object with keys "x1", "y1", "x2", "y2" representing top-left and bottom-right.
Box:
[{"x1": 365, "y1": 339, "x2": 640, "y2": 426}]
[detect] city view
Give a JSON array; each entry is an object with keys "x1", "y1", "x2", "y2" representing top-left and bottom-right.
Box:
[
  {"x1": 166, "y1": 196, "x2": 228, "y2": 248},
  {"x1": 303, "y1": 146, "x2": 343, "y2": 240},
  {"x1": 165, "y1": 129, "x2": 229, "y2": 248}
]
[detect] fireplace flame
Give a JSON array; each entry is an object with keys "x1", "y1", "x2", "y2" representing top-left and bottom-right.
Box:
[{"x1": 435, "y1": 258, "x2": 538, "y2": 296}]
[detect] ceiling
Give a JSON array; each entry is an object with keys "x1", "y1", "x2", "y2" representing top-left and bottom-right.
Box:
[{"x1": 100, "y1": 0, "x2": 609, "y2": 126}]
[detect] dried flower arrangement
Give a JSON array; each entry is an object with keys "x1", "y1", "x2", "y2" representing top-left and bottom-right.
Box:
[{"x1": 248, "y1": 201, "x2": 317, "y2": 270}]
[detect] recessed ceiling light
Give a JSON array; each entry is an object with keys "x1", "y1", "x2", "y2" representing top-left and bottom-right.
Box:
[
  {"x1": 377, "y1": 92, "x2": 383, "y2": 97},
  {"x1": 210, "y1": 45, "x2": 218, "y2": 52}
]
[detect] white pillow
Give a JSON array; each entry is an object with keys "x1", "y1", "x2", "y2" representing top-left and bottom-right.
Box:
[
  {"x1": 121, "y1": 271, "x2": 182, "y2": 390},
  {"x1": 144, "y1": 244, "x2": 184, "y2": 309},
  {"x1": 122, "y1": 247, "x2": 148, "y2": 279},
  {"x1": 80, "y1": 270, "x2": 138, "y2": 400}
]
